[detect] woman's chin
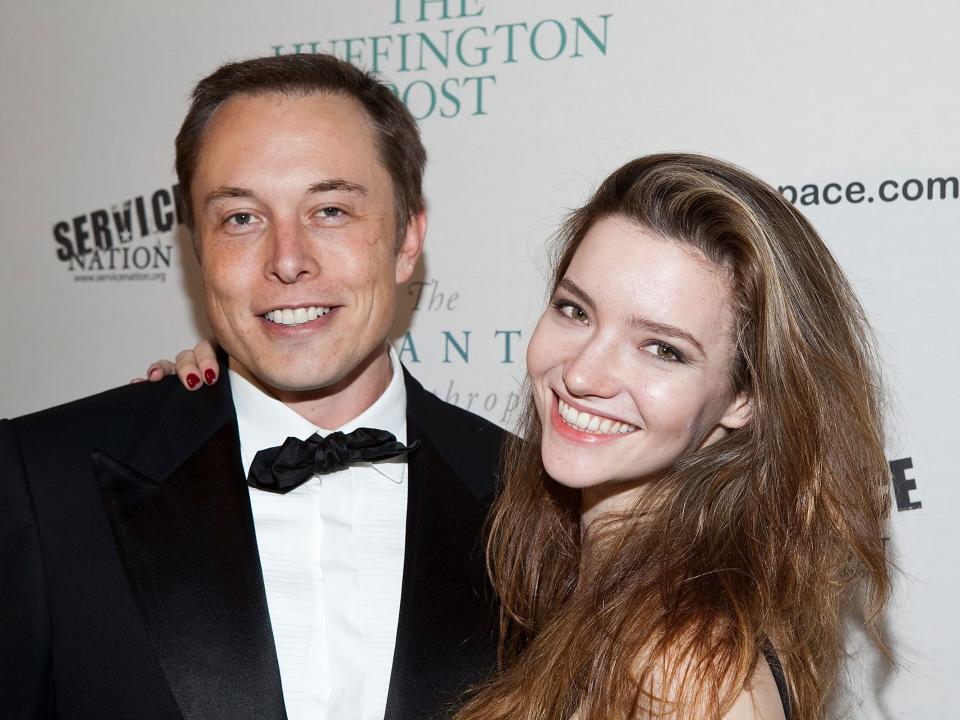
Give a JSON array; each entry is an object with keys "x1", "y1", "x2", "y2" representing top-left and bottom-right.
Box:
[{"x1": 542, "y1": 455, "x2": 611, "y2": 490}]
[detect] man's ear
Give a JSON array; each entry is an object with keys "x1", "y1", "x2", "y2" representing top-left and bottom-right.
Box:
[
  {"x1": 720, "y1": 391, "x2": 753, "y2": 430},
  {"x1": 396, "y1": 209, "x2": 427, "y2": 283}
]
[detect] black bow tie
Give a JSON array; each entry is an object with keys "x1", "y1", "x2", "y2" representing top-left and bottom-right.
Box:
[{"x1": 247, "y1": 427, "x2": 418, "y2": 494}]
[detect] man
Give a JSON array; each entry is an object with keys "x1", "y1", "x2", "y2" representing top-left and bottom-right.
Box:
[{"x1": 1, "y1": 54, "x2": 504, "y2": 720}]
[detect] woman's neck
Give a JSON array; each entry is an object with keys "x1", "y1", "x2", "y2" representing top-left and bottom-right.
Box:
[{"x1": 579, "y1": 475, "x2": 656, "y2": 537}]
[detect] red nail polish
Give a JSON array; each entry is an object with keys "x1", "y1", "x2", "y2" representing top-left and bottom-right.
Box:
[
  {"x1": 204, "y1": 369, "x2": 217, "y2": 385},
  {"x1": 186, "y1": 373, "x2": 200, "y2": 389}
]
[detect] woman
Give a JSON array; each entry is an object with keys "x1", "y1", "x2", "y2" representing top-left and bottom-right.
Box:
[{"x1": 151, "y1": 154, "x2": 891, "y2": 719}]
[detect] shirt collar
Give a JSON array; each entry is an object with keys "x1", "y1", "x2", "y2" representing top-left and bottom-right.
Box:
[{"x1": 229, "y1": 345, "x2": 408, "y2": 479}]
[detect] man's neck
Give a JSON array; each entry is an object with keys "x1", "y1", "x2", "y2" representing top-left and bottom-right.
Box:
[{"x1": 230, "y1": 345, "x2": 394, "y2": 430}]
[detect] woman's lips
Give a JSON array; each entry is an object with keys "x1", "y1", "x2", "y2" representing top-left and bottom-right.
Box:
[{"x1": 549, "y1": 392, "x2": 638, "y2": 444}]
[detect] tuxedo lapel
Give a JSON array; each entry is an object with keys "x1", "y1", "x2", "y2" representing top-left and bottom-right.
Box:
[
  {"x1": 384, "y1": 372, "x2": 500, "y2": 719},
  {"x1": 93, "y1": 378, "x2": 286, "y2": 720}
]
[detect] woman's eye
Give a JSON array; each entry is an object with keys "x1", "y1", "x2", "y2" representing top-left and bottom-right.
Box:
[
  {"x1": 645, "y1": 342, "x2": 683, "y2": 363},
  {"x1": 554, "y1": 301, "x2": 588, "y2": 324}
]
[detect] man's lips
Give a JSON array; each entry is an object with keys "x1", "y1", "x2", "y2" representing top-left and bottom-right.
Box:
[{"x1": 261, "y1": 305, "x2": 334, "y2": 327}]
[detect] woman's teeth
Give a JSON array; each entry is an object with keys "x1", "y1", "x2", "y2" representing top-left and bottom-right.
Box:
[
  {"x1": 264, "y1": 306, "x2": 331, "y2": 326},
  {"x1": 558, "y1": 398, "x2": 637, "y2": 435}
]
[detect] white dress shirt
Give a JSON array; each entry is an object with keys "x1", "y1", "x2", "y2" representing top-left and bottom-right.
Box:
[{"x1": 229, "y1": 347, "x2": 408, "y2": 720}]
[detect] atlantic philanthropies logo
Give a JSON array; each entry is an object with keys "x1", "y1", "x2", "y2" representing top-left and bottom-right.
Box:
[
  {"x1": 391, "y1": 277, "x2": 525, "y2": 425},
  {"x1": 271, "y1": 0, "x2": 613, "y2": 120},
  {"x1": 52, "y1": 184, "x2": 183, "y2": 282}
]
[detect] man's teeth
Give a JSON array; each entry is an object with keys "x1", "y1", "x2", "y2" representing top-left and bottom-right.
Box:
[
  {"x1": 264, "y1": 306, "x2": 331, "y2": 325},
  {"x1": 557, "y1": 398, "x2": 637, "y2": 435}
]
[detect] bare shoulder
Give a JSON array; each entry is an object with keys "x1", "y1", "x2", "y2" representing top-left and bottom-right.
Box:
[{"x1": 721, "y1": 657, "x2": 786, "y2": 720}]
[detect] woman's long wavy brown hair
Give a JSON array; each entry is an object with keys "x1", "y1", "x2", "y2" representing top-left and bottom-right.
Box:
[{"x1": 455, "y1": 154, "x2": 891, "y2": 720}]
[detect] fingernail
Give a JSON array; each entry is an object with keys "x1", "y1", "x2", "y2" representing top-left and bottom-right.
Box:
[
  {"x1": 186, "y1": 373, "x2": 201, "y2": 389},
  {"x1": 148, "y1": 367, "x2": 161, "y2": 380},
  {"x1": 204, "y1": 369, "x2": 217, "y2": 385}
]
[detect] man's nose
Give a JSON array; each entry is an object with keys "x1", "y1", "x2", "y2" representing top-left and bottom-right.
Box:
[
  {"x1": 562, "y1": 334, "x2": 621, "y2": 399},
  {"x1": 267, "y1": 218, "x2": 319, "y2": 283}
]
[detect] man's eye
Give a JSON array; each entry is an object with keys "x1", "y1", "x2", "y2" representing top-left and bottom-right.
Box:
[
  {"x1": 318, "y1": 207, "x2": 343, "y2": 219},
  {"x1": 225, "y1": 212, "x2": 256, "y2": 227}
]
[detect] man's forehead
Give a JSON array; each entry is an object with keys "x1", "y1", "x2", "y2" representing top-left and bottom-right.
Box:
[
  {"x1": 195, "y1": 91, "x2": 382, "y2": 172},
  {"x1": 209, "y1": 89, "x2": 371, "y2": 132}
]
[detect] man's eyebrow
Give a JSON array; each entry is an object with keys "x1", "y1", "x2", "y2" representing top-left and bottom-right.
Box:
[
  {"x1": 307, "y1": 179, "x2": 368, "y2": 196},
  {"x1": 203, "y1": 179, "x2": 368, "y2": 210},
  {"x1": 557, "y1": 277, "x2": 706, "y2": 356},
  {"x1": 204, "y1": 186, "x2": 255, "y2": 208}
]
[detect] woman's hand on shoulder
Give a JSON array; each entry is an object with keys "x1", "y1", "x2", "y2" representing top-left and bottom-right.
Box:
[{"x1": 132, "y1": 338, "x2": 221, "y2": 391}]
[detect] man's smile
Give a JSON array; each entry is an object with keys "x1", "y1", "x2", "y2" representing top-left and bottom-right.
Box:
[{"x1": 263, "y1": 305, "x2": 333, "y2": 326}]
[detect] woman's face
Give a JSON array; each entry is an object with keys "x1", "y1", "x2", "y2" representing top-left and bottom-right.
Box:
[{"x1": 527, "y1": 216, "x2": 751, "y2": 515}]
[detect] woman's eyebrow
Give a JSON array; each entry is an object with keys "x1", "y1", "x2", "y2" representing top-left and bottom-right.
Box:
[
  {"x1": 556, "y1": 278, "x2": 595, "y2": 310},
  {"x1": 628, "y1": 315, "x2": 705, "y2": 356},
  {"x1": 559, "y1": 276, "x2": 705, "y2": 356}
]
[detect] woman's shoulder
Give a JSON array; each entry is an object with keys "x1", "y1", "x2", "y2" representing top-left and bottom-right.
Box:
[{"x1": 721, "y1": 655, "x2": 787, "y2": 720}]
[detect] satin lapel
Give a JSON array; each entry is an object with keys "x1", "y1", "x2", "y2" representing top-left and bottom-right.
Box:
[
  {"x1": 384, "y1": 412, "x2": 498, "y2": 719},
  {"x1": 94, "y1": 393, "x2": 286, "y2": 720}
]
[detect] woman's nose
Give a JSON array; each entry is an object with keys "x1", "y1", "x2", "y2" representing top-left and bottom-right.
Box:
[{"x1": 562, "y1": 335, "x2": 621, "y2": 399}]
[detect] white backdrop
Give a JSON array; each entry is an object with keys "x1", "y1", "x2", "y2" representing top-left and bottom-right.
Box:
[{"x1": 2, "y1": 1, "x2": 957, "y2": 716}]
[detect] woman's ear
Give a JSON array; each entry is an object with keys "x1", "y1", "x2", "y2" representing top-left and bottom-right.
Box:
[{"x1": 720, "y1": 391, "x2": 753, "y2": 430}]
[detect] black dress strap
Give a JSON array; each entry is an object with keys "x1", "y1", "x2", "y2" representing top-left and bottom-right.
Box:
[{"x1": 761, "y1": 642, "x2": 791, "y2": 720}]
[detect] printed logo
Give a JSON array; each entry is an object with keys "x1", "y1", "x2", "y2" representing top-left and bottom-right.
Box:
[
  {"x1": 271, "y1": 0, "x2": 613, "y2": 120},
  {"x1": 389, "y1": 277, "x2": 525, "y2": 424},
  {"x1": 779, "y1": 175, "x2": 958, "y2": 207},
  {"x1": 889, "y1": 456, "x2": 922, "y2": 512},
  {"x1": 51, "y1": 184, "x2": 184, "y2": 283}
]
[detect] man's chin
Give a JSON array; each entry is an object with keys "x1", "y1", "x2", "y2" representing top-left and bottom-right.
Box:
[
  {"x1": 254, "y1": 370, "x2": 347, "y2": 399},
  {"x1": 228, "y1": 341, "x2": 392, "y2": 409},
  {"x1": 228, "y1": 357, "x2": 341, "y2": 397}
]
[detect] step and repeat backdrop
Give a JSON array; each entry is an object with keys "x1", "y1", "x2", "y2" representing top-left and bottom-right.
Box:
[{"x1": 1, "y1": 1, "x2": 957, "y2": 716}]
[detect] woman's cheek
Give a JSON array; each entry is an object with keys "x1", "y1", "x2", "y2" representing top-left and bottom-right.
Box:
[
  {"x1": 636, "y1": 375, "x2": 691, "y2": 427},
  {"x1": 634, "y1": 374, "x2": 670, "y2": 404},
  {"x1": 525, "y1": 314, "x2": 560, "y2": 377}
]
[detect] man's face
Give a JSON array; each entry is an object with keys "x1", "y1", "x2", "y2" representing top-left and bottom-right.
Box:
[{"x1": 191, "y1": 92, "x2": 423, "y2": 408}]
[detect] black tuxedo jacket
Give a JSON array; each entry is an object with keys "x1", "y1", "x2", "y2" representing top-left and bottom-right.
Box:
[{"x1": 1, "y1": 368, "x2": 505, "y2": 719}]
